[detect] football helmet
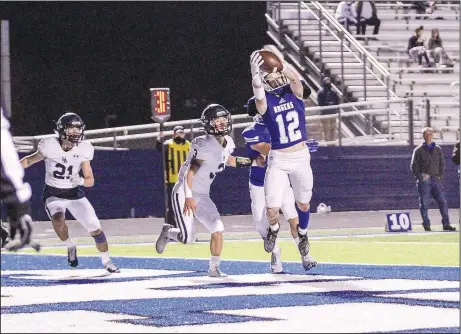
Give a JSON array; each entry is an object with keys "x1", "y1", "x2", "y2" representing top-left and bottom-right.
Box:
[
  {"x1": 200, "y1": 104, "x2": 232, "y2": 136},
  {"x1": 55, "y1": 112, "x2": 85, "y2": 144},
  {"x1": 253, "y1": 113, "x2": 264, "y2": 124},
  {"x1": 260, "y1": 69, "x2": 289, "y2": 93}
]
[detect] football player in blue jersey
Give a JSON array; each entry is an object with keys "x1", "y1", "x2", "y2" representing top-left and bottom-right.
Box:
[
  {"x1": 242, "y1": 111, "x2": 318, "y2": 272},
  {"x1": 248, "y1": 47, "x2": 315, "y2": 263}
]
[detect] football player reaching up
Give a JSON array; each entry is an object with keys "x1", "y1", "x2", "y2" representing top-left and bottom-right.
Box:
[
  {"x1": 155, "y1": 104, "x2": 252, "y2": 277},
  {"x1": 249, "y1": 49, "x2": 315, "y2": 263},
  {"x1": 20, "y1": 113, "x2": 120, "y2": 273}
]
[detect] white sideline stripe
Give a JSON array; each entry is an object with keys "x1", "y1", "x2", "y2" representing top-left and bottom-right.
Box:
[{"x1": 6, "y1": 251, "x2": 459, "y2": 268}]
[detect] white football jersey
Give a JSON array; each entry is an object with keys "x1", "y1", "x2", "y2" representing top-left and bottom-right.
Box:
[
  {"x1": 38, "y1": 136, "x2": 94, "y2": 189},
  {"x1": 177, "y1": 134, "x2": 235, "y2": 195}
]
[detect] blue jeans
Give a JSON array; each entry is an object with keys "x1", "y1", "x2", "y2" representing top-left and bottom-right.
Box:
[{"x1": 417, "y1": 176, "x2": 450, "y2": 227}]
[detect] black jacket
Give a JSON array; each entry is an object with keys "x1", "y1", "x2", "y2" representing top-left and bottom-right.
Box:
[{"x1": 356, "y1": 1, "x2": 378, "y2": 20}]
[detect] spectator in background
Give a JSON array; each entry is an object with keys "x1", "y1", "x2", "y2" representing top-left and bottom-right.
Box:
[
  {"x1": 155, "y1": 125, "x2": 191, "y2": 227},
  {"x1": 452, "y1": 141, "x2": 460, "y2": 173},
  {"x1": 407, "y1": 26, "x2": 432, "y2": 67},
  {"x1": 452, "y1": 141, "x2": 460, "y2": 225},
  {"x1": 428, "y1": 28, "x2": 454, "y2": 68},
  {"x1": 356, "y1": 1, "x2": 381, "y2": 37},
  {"x1": 410, "y1": 127, "x2": 456, "y2": 232},
  {"x1": 335, "y1": 1, "x2": 358, "y2": 33},
  {"x1": 317, "y1": 76, "x2": 339, "y2": 143}
]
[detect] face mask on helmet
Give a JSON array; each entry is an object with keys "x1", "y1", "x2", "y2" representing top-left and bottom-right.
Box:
[
  {"x1": 260, "y1": 70, "x2": 289, "y2": 92},
  {"x1": 64, "y1": 124, "x2": 84, "y2": 143},
  {"x1": 56, "y1": 113, "x2": 85, "y2": 144},
  {"x1": 201, "y1": 105, "x2": 233, "y2": 136}
]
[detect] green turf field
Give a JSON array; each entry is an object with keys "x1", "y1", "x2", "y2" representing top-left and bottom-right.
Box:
[{"x1": 20, "y1": 232, "x2": 459, "y2": 266}]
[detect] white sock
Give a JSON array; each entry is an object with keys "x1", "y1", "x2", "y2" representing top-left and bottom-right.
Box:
[
  {"x1": 270, "y1": 222, "x2": 280, "y2": 232},
  {"x1": 298, "y1": 227, "x2": 308, "y2": 235},
  {"x1": 100, "y1": 251, "x2": 110, "y2": 265},
  {"x1": 210, "y1": 255, "x2": 220, "y2": 269},
  {"x1": 63, "y1": 238, "x2": 75, "y2": 249},
  {"x1": 273, "y1": 244, "x2": 280, "y2": 254},
  {"x1": 294, "y1": 237, "x2": 299, "y2": 246},
  {"x1": 167, "y1": 228, "x2": 180, "y2": 241}
]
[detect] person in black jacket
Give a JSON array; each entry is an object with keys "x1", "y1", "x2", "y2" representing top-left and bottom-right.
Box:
[
  {"x1": 410, "y1": 127, "x2": 456, "y2": 231},
  {"x1": 317, "y1": 76, "x2": 340, "y2": 143}
]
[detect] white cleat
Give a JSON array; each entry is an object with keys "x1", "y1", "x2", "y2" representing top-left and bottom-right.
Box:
[
  {"x1": 270, "y1": 247, "x2": 283, "y2": 274},
  {"x1": 155, "y1": 224, "x2": 173, "y2": 254},
  {"x1": 302, "y1": 255, "x2": 317, "y2": 271},
  {"x1": 104, "y1": 260, "x2": 121, "y2": 273},
  {"x1": 208, "y1": 267, "x2": 228, "y2": 278}
]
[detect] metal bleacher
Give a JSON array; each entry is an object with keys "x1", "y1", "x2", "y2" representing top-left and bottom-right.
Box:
[{"x1": 265, "y1": 1, "x2": 459, "y2": 144}]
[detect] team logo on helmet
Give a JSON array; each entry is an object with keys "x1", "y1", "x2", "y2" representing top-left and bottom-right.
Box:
[
  {"x1": 200, "y1": 104, "x2": 233, "y2": 136},
  {"x1": 55, "y1": 112, "x2": 85, "y2": 144}
]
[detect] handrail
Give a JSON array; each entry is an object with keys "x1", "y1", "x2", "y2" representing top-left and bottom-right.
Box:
[
  {"x1": 86, "y1": 107, "x2": 400, "y2": 145},
  {"x1": 13, "y1": 98, "x2": 407, "y2": 144}
]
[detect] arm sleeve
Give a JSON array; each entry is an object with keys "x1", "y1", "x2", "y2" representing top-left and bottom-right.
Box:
[
  {"x1": 243, "y1": 124, "x2": 271, "y2": 146},
  {"x1": 37, "y1": 139, "x2": 48, "y2": 158},
  {"x1": 190, "y1": 138, "x2": 208, "y2": 161}
]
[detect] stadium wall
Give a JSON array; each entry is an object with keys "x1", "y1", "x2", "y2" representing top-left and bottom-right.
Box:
[{"x1": 18, "y1": 146, "x2": 459, "y2": 221}]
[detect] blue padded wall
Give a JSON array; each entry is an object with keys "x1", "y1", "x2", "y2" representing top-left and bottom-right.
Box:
[{"x1": 17, "y1": 145, "x2": 459, "y2": 221}]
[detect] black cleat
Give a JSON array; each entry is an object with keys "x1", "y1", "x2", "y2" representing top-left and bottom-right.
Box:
[
  {"x1": 443, "y1": 225, "x2": 456, "y2": 232},
  {"x1": 298, "y1": 232, "x2": 310, "y2": 257},
  {"x1": 264, "y1": 226, "x2": 279, "y2": 253},
  {"x1": 67, "y1": 246, "x2": 79, "y2": 268},
  {"x1": 422, "y1": 225, "x2": 432, "y2": 232}
]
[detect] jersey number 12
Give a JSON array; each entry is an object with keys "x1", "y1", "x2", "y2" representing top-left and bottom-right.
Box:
[{"x1": 275, "y1": 110, "x2": 302, "y2": 144}]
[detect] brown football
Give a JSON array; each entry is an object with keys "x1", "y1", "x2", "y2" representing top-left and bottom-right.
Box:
[{"x1": 258, "y1": 50, "x2": 283, "y2": 72}]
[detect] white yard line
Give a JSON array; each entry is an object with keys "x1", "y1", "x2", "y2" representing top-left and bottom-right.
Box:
[{"x1": 4, "y1": 252, "x2": 459, "y2": 268}]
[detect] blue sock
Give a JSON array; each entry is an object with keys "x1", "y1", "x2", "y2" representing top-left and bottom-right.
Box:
[{"x1": 296, "y1": 204, "x2": 310, "y2": 230}]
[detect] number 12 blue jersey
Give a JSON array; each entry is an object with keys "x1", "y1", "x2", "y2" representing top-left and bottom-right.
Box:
[{"x1": 261, "y1": 85, "x2": 307, "y2": 150}]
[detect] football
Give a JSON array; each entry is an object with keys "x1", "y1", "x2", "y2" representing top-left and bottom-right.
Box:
[{"x1": 258, "y1": 50, "x2": 283, "y2": 73}]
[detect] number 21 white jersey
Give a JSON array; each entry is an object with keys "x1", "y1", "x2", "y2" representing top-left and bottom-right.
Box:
[
  {"x1": 177, "y1": 134, "x2": 235, "y2": 195},
  {"x1": 38, "y1": 136, "x2": 94, "y2": 189}
]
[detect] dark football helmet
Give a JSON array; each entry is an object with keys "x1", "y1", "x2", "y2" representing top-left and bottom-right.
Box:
[
  {"x1": 55, "y1": 112, "x2": 85, "y2": 144},
  {"x1": 200, "y1": 104, "x2": 232, "y2": 136}
]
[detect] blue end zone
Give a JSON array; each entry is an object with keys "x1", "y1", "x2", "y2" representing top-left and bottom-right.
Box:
[{"x1": 1, "y1": 254, "x2": 459, "y2": 333}]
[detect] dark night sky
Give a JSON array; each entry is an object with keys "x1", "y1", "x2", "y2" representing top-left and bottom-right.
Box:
[{"x1": 0, "y1": 1, "x2": 269, "y2": 135}]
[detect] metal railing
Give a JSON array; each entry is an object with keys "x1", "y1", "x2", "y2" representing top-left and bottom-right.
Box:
[{"x1": 14, "y1": 98, "x2": 413, "y2": 151}]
